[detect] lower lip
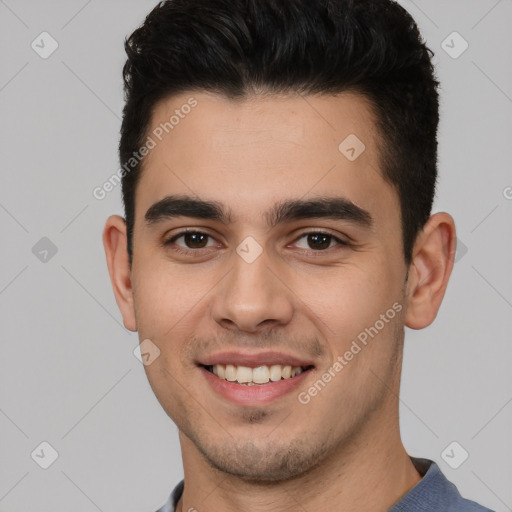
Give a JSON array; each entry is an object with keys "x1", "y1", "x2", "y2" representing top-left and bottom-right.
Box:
[{"x1": 199, "y1": 366, "x2": 313, "y2": 405}]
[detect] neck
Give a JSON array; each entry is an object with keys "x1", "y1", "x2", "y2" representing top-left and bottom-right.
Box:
[{"x1": 176, "y1": 410, "x2": 421, "y2": 512}]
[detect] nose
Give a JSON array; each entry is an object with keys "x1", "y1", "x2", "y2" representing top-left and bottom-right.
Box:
[{"x1": 211, "y1": 247, "x2": 294, "y2": 334}]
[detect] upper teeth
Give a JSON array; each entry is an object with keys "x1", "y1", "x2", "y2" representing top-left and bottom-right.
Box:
[{"x1": 211, "y1": 364, "x2": 305, "y2": 384}]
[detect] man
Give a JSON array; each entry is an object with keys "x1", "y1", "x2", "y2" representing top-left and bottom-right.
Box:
[{"x1": 103, "y1": 0, "x2": 494, "y2": 510}]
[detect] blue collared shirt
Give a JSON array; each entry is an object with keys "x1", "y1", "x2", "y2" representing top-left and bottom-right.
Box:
[{"x1": 155, "y1": 457, "x2": 494, "y2": 511}]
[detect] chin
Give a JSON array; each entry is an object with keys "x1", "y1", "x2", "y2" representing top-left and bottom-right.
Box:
[{"x1": 196, "y1": 437, "x2": 329, "y2": 483}]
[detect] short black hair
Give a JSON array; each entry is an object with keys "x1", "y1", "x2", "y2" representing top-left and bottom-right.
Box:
[{"x1": 120, "y1": 0, "x2": 440, "y2": 266}]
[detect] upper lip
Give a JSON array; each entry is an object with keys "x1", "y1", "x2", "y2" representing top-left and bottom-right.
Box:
[{"x1": 198, "y1": 351, "x2": 315, "y2": 368}]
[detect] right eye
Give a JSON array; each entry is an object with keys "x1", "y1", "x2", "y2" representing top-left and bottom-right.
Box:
[{"x1": 163, "y1": 230, "x2": 220, "y2": 255}]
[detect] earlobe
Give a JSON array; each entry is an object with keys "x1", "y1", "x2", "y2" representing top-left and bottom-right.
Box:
[
  {"x1": 102, "y1": 215, "x2": 138, "y2": 332},
  {"x1": 404, "y1": 212, "x2": 457, "y2": 330}
]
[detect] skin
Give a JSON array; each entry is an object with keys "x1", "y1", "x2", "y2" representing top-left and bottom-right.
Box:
[{"x1": 103, "y1": 90, "x2": 456, "y2": 512}]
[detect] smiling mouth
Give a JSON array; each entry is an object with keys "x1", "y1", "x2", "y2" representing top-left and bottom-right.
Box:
[{"x1": 201, "y1": 364, "x2": 314, "y2": 386}]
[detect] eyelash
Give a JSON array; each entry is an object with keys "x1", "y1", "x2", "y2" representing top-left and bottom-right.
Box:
[{"x1": 162, "y1": 229, "x2": 350, "y2": 257}]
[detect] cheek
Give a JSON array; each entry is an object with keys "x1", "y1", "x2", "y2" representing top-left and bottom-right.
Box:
[
  {"x1": 289, "y1": 258, "x2": 402, "y2": 344},
  {"x1": 132, "y1": 258, "x2": 211, "y2": 338}
]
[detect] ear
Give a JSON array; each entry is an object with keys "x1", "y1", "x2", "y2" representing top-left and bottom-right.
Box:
[
  {"x1": 404, "y1": 212, "x2": 457, "y2": 330},
  {"x1": 102, "y1": 215, "x2": 137, "y2": 332}
]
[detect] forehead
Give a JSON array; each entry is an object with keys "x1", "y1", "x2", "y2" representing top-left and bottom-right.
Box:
[{"x1": 135, "y1": 90, "x2": 397, "y2": 228}]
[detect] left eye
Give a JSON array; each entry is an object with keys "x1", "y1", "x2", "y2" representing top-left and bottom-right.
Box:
[{"x1": 294, "y1": 232, "x2": 346, "y2": 251}]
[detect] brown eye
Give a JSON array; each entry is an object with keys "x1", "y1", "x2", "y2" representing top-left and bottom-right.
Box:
[
  {"x1": 165, "y1": 231, "x2": 216, "y2": 251},
  {"x1": 306, "y1": 233, "x2": 331, "y2": 250},
  {"x1": 294, "y1": 232, "x2": 347, "y2": 251},
  {"x1": 181, "y1": 232, "x2": 209, "y2": 248}
]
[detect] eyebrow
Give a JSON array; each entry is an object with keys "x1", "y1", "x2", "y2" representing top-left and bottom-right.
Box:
[{"x1": 144, "y1": 194, "x2": 373, "y2": 229}]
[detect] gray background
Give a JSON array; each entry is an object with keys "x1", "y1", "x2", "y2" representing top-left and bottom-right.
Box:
[{"x1": 1, "y1": 0, "x2": 511, "y2": 511}]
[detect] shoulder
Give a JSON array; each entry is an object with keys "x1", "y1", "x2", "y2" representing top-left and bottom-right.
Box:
[
  {"x1": 154, "y1": 479, "x2": 184, "y2": 512},
  {"x1": 389, "y1": 458, "x2": 495, "y2": 512}
]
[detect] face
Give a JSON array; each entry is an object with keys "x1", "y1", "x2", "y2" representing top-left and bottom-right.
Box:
[{"x1": 128, "y1": 91, "x2": 410, "y2": 481}]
